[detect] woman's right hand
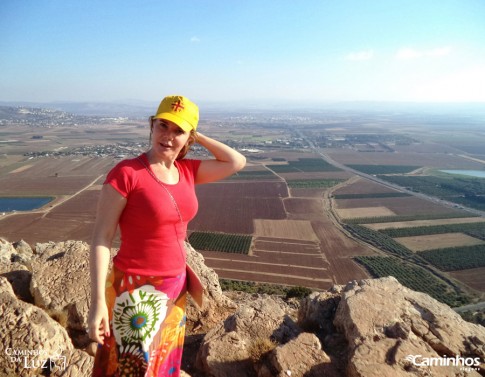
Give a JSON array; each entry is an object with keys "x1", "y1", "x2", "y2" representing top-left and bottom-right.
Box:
[{"x1": 87, "y1": 302, "x2": 110, "y2": 345}]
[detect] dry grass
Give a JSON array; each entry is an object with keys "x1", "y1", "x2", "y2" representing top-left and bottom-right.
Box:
[
  {"x1": 46, "y1": 308, "x2": 69, "y2": 328},
  {"x1": 248, "y1": 337, "x2": 277, "y2": 361}
]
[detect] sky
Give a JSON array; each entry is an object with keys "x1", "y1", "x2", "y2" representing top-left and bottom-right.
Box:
[{"x1": 1, "y1": 0, "x2": 485, "y2": 105}]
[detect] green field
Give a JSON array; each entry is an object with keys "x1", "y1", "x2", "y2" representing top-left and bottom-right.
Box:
[
  {"x1": 189, "y1": 231, "x2": 252, "y2": 254},
  {"x1": 418, "y1": 245, "x2": 485, "y2": 271},
  {"x1": 354, "y1": 256, "x2": 470, "y2": 307},
  {"x1": 333, "y1": 192, "x2": 411, "y2": 199},
  {"x1": 380, "y1": 222, "x2": 485, "y2": 239},
  {"x1": 347, "y1": 164, "x2": 421, "y2": 174},
  {"x1": 345, "y1": 224, "x2": 414, "y2": 258},
  {"x1": 287, "y1": 179, "x2": 343, "y2": 188},
  {"x1": 379, "y1": 174, "x2": 485, "y2": 211},
  {"x1": 343, "y1": 212, "x2": 476, "y2": 225}
]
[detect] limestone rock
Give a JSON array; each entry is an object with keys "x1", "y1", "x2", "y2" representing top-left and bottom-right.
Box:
[
  {"x1": 267, "y1": 332, "x2": 332, "y2": 377},
  {"x1": 50, "y1": 349, "x2": 94, "y2": 377},
  {"x1": 185, "y1": 242, "x2": 237, "y2": 331},
  {"x1": 29, "y1": 240, "x2": 91, "y2": 331},
  {"x1": 197, "y1": 294, "x2": 300, "y2": 377},
  {"x1": 0, "y1": 262, "x2": 32, "y2": 303},
  {"x1": 12, "y1": 239, "x2": 34, "y2": 263},
  {"x1": 0, "y1": 277, "x2": 74, "y2": 377},
  {"x1": 0, "y1": 237, "x2": 16, "y2": 264},
  {"x1": 334, "y1": 276, "x2": 485, "y2": 377}
]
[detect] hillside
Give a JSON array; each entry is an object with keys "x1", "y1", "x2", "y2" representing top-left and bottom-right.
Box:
[{"x1": 0, "y1": 238, "x2": 484, "y2": 376}]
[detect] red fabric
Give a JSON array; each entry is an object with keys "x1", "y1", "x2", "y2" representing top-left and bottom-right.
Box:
[{"x1": 104, "y1": 153, "x2": 201, "y2": 276}]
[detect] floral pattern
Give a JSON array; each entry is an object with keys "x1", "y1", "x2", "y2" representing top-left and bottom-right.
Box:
[
  {"x1": 92, "y1": 267, "x2": 186, "y2": 377},
  {"x1": 113, "y1": 285, "x2": 168, "y2": 351}
]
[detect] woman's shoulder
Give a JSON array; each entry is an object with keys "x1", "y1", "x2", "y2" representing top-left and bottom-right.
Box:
[{"x1": 108, "y1": 154, "x2": 145, "y2": 176}]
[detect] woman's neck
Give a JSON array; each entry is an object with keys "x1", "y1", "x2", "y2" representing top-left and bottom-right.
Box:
[{"x1": 145, "y1": 150, "x2": 176, "y2": 170}]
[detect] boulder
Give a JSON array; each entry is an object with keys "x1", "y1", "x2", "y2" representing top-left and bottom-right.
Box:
[
  {"x1": 28, "y1": 240, "x2": 91, "y2": 332},
  {"x1": 266, "y1": 332, "x2": 332, "y2": 377},
  {"x1": 12, "y1": 239, "x2": 34, "y2": 263},
  {"x1": 197, "y1": 294, "x2": 300, "y2": 377},
  {"x1": 0, "y1": 276, "x2": 74, "y2": 377},
  {"x1": 334, "y1": 276, "x2": 485, "y2": 377},
  {"x1": 0, "y1": 237, "x2": 16, "y2": 264}
]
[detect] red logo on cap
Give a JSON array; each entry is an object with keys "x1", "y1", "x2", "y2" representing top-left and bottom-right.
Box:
[{"x1": 171, "y1": 100, "x2": 185, "y2": 112}]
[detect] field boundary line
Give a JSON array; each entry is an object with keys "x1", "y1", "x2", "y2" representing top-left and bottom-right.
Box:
[
  {"x1": 40, "y1": 174, "x2": 104, "y2": 218},
  {"x1": 203, "y1": 256, "x2": 325, "y2": 270},
  {"x1": 214, "y1": 267, "x2": 332, "y2": 282}
]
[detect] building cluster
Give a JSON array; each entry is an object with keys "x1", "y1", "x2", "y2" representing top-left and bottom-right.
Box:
[{"x1": 0, "y1": 106, "x2": 129, "y2": 128}]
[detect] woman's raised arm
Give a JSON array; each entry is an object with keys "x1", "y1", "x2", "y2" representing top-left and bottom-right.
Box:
[{"x1": 195, "y1": 133, "x2": 246, "y2": 184}]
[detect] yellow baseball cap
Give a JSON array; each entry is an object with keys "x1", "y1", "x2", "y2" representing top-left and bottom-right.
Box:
[{"x1": 153, "y1": 95, "x2": 199, "y2": 132}]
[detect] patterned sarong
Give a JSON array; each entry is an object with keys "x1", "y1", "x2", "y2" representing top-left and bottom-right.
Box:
[{"x1": 92, "y1": 265, "x2": 187, "y2": 377}]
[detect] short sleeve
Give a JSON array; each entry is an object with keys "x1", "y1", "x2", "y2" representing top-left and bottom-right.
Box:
[
  {"x1": 183, "y1": 159, "x2": 202, "y2": 177},
  {"x1": 104, "y1": 161, "x2": 136, "y2": 198}
]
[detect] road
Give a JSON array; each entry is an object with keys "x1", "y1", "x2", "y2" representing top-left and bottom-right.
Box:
[{"x1": 297, "y1": 130, "x2": 485, "y2": 218}]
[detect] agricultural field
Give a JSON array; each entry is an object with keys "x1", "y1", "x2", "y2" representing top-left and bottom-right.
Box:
[
  {"x1": 394, "y1": 233, "x2": 485, "y2": 252},
  {"x1": 335, "y1": 196, "x2": 464, "y2": 217},
  {"x1": 365, "y1": 216, "x2": 485, "y2": 231},
  {"x1": 2, "y1": 110, "x2": 485, "y2": 300},
  {"x1": 354, "y1": 256, "x2": 470, "y2": 307},
  {"x1": 379, "y1": 174, "x2": 485, "y2": 211},
  {"x1": 188, "y1": 231, "x2": 252, "y2": 254},
  {"x1": 418, "y1": 245, "x2": 485, "y2": 271},
  {"x1": 450, "y1": 268, "x2": 485, "y2": 292}
]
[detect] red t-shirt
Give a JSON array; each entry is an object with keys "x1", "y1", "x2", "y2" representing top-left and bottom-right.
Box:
[{"x1": 104, "y1": 153, "x2": 201, "y2": 276}]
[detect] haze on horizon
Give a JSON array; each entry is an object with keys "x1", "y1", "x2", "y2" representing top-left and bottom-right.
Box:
[{"x1": 1, "y1": 0, "x2": 485, "y2": 105}]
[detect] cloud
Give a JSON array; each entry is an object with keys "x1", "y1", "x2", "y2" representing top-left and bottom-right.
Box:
[
  {"x1": 396, "y1": 46, "x2": 451, "y2": 59},
  {"x1": 413, "y1": 65, "x2": 485, "y2": 102},
  {"x1": 345, "y1": 50, "x2": 374, "y2": 61},
  {"x1": 190, "y1": 36, "x2": 200, "y2": 43}
]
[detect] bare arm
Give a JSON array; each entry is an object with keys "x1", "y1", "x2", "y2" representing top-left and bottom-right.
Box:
[
  {"x1": 88, "y1": 184, "x2": 126, "y2": 344},
  {"x1": 195, "y1": 132, "x2": 246, "y2": 184}
]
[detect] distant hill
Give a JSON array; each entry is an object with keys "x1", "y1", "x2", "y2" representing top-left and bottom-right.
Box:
[{"x1": 0, "y1": 101, "x2": 155, "y2": 118}]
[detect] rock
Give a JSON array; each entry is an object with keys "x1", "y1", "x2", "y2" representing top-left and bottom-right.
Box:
[
  {"x1": 0, "y1": 237, "x2": 16, "y2": 264},
  {"x1": 28, "y1": 240, "x2": 91, "y2": 332},
  {"x1": 267, "y1": 332, "x2": 332, "y2": 377},
  {"x1": 197, "y1": 294, "x2": 300, "y2": 377},
  {"x1": 50, "y1": 349, "x2": 94, "y2": 377},
  {"x1": 0, "y1": 277, "x2": 74, "y2": 377},
  {"x1": 0, "y1": 262, "x2": 33, "y2": 303},
  {"x1": 12, "y1": 239, "x2": 34, "y2": 263},
  {"x1": 185, "y1": 242, "x2": 237, "y2": 331},
  {"x1": 298, "y1": 290, "x2": 340, "y2": 335},
  {"x1": 334, "y1": 276, "x2": 485, "y2": 377}
]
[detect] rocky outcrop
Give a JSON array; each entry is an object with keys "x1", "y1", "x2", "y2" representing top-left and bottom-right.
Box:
[
  {"x1": 185, "y1": 241, "x2": 237, "y2": 332},
  {"x1": 197, "y1": 294, "x2": 301, "y2": 377},
  {"x1": 28, "y1": 240, "x2": 92, "y2": 333},
  {"x1": 334, "y1": 277, "x2": 485, "y2": 377},
  {"x1": 1, "y1": 239, "x2": 484, "y2": 377},
  {"x1": 0, "y1": 277, "x2": 74, "y2": 376}
]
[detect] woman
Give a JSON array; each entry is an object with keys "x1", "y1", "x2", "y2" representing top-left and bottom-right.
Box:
[{"x1": 88, "y1": 95, "x2": 246, "y2": 376}]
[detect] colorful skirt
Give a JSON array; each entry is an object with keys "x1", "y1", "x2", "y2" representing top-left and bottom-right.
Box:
[{"x1": 92, "y1": 265, "x2": 187, "y2": 377}]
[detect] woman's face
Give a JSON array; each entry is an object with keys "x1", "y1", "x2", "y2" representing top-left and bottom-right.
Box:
[{"x1": 150, "y1": 118, "x2": 191, "y2": 160}]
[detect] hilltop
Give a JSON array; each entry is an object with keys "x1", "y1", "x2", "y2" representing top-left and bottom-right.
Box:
[{"x1": 1, "y1": 238, "x2": 484, "y2": 376}]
